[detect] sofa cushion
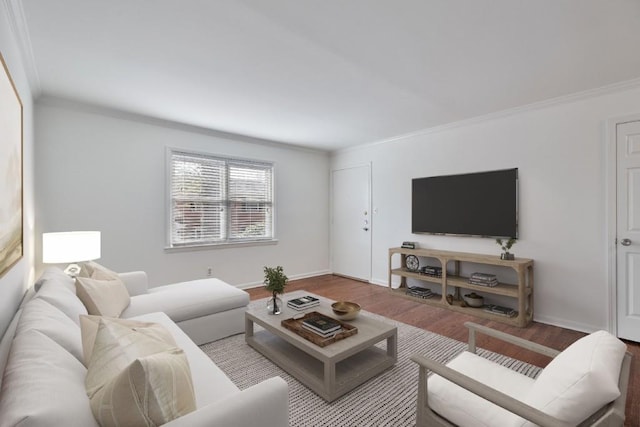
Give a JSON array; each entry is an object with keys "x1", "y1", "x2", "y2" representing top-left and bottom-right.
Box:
[
  {"x1": 521, "y1": 330, "x2": 627, "y2": 426},
  {"x1": 76, "y1": 276, "x2": 131, "y2": 317},
  {"x1": 90, "y1": 349, "x2": 196, "y2": 427},
  {"x1": 117, "y1": 271, "x2": 149, "y2": 296},
  {"x1": 130, "y1": 312, "x2": 240, "y2": 408},
  {"x1": 121, "y1": 278, "x2": 249, "y2": 322},
  {"x1": 0, "y1": 329, "x2": 98, "y2": 427},
  {"x1": 34, "y1": 267, "x2": 76, "y2": 292},
  {"x1": 17, "y1": 297, "x2": 84, "y2": 362},
  {"x1": 85, "y1": 318, "x2": 195, "y2": 426},
  {"x1": 35, "y1": 278, "x2": 88, "y2": 325},
  {"x1": 428, "y1": 351, "x2": 533, "y2": 427},
  {"x1": 0, "y1": 308, "x2": 21, "y2": 391},
  {"x1": 80, "y1": 315, "x2": 176, "y2": 366}
]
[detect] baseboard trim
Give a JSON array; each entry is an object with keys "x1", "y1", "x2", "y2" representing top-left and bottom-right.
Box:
[
  {"x1": 237, "y1": 269, "x2": 332, "y2": 290},
  {"x1": 531, "y1": 314, "x2": 601, "y2": 335}
]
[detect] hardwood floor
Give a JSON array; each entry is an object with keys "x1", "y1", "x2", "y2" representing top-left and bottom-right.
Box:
[{"x1": 247, "y1": 274, "x2": 639, "y2": 427}]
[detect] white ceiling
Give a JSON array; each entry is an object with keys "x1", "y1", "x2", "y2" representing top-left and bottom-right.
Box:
[{"x1": 12, "y1": 0, "x2": 640, "y2": 151}]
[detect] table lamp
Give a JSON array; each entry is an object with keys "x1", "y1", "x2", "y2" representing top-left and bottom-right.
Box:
[{"x1": 42, "y1": 231, "x2": 101, "y2": 276}]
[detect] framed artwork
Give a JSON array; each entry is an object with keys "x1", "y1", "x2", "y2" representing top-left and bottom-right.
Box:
[{"x1": 0, "y1": 51, "x2": 23, "y2": 278}]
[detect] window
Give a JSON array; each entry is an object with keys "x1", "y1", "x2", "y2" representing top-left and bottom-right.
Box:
[{"x1": 168, "y1": 149, "x2": 274, "y2": 247}]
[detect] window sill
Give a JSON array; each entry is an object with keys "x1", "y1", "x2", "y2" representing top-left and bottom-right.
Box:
[{"x1": 164, "y1": 239, "x2": 278, "y2": 252}]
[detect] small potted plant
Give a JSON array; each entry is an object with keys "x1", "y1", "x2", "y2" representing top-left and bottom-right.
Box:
[
  {"x1": 264, "y1": 265, "x2": 288, "y2": 315},
  {"x1": 496, "y1": 238, "x2": 517, "y2": 260}
]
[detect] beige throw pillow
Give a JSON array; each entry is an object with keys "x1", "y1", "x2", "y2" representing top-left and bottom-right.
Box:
[
  {"x1": 90, "y1": 349, "x2": 195, "y2": 427},
  {"x1": 84, "y1": 318, "x2": 175, "y2": 395},
  {"x1": 85, "y1": 318, "x2": 196, "y2": 426},
  {"x1": 77, "y1": 261, "x2": 119, "y2": 280},
  {"x1": 75, "y1": 276, "x2": 130, "y2": 317},
  {"x1": 79, "y1": 315, "x2": 177, "y2": 366}
]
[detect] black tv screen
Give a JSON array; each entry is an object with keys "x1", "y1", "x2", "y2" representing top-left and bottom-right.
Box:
[{"x1": 412, "y1": 168, "x2": 518, "y2": 238}]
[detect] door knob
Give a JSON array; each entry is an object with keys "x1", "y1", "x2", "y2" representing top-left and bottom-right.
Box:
[
  {"x1": 363, "y1": 227, "x2": 369, "y2": 231},
  {"x1": 621, "y1": 238, "x2": 632, "y2": 246}
]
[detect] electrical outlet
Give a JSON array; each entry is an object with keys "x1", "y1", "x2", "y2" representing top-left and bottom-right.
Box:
[{"x1": 207, "y1": 267, "x2": 213, "y2": 277}]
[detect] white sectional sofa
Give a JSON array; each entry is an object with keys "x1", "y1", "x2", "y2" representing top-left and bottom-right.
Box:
[
  {"x1": 118, "y1": 270, "x2": 251, "y2": 344},
  {"x1": 0, "y1": 267, "x2": 289, "y2": 427}
]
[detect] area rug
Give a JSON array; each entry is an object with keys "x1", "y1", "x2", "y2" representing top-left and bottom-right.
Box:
[{"x1": 200, "y1": 301, "x2": 541, "y2": 427}]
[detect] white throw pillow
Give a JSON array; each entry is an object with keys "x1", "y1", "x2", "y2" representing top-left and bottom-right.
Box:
[
  {"x1": 79, "y1": 315, "x2": 176, "y2": 366},
  {"x1": 75, "y1": 276, "x2": 130, "y2": 317},
  {"x1": 84, "y1": 318, "x2": 195, "y2": 426},
  {"x1": 520, "y1": 330, "x2": 626, "y2": 426}
]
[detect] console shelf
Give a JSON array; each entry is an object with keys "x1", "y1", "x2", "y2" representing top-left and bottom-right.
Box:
[{"x1": 388, "y1": 247, "x2": 534, "y2": 327}]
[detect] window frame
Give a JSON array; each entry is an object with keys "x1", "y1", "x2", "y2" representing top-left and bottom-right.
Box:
[{"x1": 165, "y1": 147, "x2": 276, "y2": 249}]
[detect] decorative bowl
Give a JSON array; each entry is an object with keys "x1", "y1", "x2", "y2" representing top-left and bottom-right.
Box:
[
  {"x1": 463, "y1": 293, "x2": 484, "y2": 308},
  {"x1": 331, "y1": 301, "x2": 361, "y2": 320}
]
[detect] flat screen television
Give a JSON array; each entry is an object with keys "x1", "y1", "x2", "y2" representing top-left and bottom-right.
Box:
[{"x1": 412, "y1": 168, "x2": 518, "y2": 238}]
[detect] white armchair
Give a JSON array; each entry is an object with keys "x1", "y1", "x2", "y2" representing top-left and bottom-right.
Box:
[{"x1": 411, "y1": 322, "x2": 632, "y2": 427}]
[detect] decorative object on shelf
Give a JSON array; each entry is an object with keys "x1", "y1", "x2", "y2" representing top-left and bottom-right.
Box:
[
  {"x1": 469, "y1": 272, "x2": 498, "y2": 287},
  {"x1": 463, "y1": 292, "x2": 484, "y2": 307},
  {"x1": 401, "y1": 241, "x2": 417, "y2": 249},
  {"x1": 496, "y1": 237, "x2": 517, "y2": 260},
  {"x1": 331, "y1": 301, "x2": 361, "y2": 320},
  {"x1": 420, "y1": 265, "x2": 442, "y2": 277},
  {"x1": 484, "y1": 304, "x2": 517, "y2": 317},
  {"x1": 264, "y1": 265, "x2": 288, "y2": 315},
  {"x1": 405, "y1": 255, "x2": 420, "y2": 272},
  {"x1": 406, "y1": 286, "x2": 433, "y2": 299}
]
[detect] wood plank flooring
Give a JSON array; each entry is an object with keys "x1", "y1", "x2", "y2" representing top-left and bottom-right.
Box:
[{"x1": 247, "y1": 274, "x2": 639, "y2": 427}]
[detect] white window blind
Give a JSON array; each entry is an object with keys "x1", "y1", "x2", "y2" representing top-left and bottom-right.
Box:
[{"x1": 169, "y1": 150, "x2": 274, "y2": 247}]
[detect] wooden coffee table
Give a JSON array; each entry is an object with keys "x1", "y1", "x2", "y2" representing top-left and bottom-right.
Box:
[{"x1": 245, "y1": 290, "x2": 397, "y2": 402}]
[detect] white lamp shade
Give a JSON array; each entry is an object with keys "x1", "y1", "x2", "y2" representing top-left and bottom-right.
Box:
[{"x1": 42, "y1": 231, "x2": 101, "y2": 264}]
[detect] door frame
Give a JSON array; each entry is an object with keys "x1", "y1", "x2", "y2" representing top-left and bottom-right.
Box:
[
  {"x1": 606, "y1": 113, "x2": 640, "y2": 335},
  {"x1": 330, "y1": 162, "x2": 373, "y2": 282}
]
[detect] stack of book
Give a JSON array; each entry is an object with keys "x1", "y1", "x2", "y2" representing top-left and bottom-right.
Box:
[
  {"x1": 483, "y1": 304, "x2": 517, "y2": 317},
  {"x1": 469, "y1": 272, "x2": 498, "y2": 287},
  {"x1": 406, "y1": 286, "x2": 433, "y2": 299},
  {"x1": 301, "y1": 315, "x2": 341, "y2": 337},
  {"x1": 420, "y1": 265, "x2": 442, "y2": 277},
  {"x1": 287, "y1": 295, "x2": 320, "y2": 311}
]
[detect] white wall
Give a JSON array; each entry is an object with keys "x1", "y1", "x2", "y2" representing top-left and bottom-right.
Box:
[
  {"x1": 331, "y1": 85, "x2": 640, "y2": 333},
  {"x1": 0, "y1": 3, "x2": 35, "y2": 338},
  {"x1": 35, "y1": 100, "x2": 330, "y2": 288}
]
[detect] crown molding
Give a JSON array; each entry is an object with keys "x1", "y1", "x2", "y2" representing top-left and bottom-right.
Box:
[
  {"x1": 3, "y1": 0, "x2": 41, "y2": 96},
  {"x1": 334, "y1": 76, "x2": 640, "y2": 155}
]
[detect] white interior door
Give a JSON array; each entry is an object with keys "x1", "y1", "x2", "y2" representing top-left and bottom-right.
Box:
[
  {"x1": 331, "y1": 165, "x2": 371, "y2": 281},
  {"x1": 616, "y1": 120, "x2": 640, "y2": 342}
]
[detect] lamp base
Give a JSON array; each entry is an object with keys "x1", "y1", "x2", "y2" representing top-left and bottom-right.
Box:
[{"x1": 63, "y1": 263, "x2": 81, "y2": 277}]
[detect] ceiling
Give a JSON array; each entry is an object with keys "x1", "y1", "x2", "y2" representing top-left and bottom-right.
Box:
[{"x1": 12, "y1": 0, "x2": 640, "y2": 151}]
